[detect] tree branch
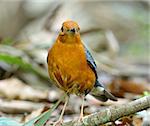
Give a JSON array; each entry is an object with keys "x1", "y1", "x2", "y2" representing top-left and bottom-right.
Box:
[{"x1": 62, "y1": 96, "x2": 150, "y2": 126}]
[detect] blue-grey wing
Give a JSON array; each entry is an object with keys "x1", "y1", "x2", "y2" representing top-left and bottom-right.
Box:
[
  {"x1": 84, "y1": 45, "x2": 117, "y2": 101},
  {"x1": 84, "y1": 45, "x2": 98, "y2": 79}
]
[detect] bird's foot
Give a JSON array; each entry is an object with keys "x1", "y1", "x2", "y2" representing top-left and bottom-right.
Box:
[
  {"x1": 77, "y1": 115, "x2": 84, "y2": 123},
  {"x1": 53, "y1": 119, "x2": 63, "y2": 126}
]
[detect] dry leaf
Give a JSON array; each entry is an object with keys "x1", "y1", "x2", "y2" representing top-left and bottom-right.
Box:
[
  {"x1": 109, "y1": 78, "x2": 150, "y2": 98},
  {"x1": 0, "y1": 78, "x2": 48, "y2": 101}
]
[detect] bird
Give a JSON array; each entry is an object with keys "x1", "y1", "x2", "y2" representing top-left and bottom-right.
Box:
[{"x1": 47, "y1": 20, "x2": 117, "y2": 125}]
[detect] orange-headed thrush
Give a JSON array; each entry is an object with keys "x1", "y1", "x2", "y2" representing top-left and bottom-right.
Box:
[{"x1": 47, "y1": 20, "x2": 117, "y2": 124}]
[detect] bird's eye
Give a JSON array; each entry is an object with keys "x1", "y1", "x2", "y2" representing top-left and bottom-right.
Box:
[
  {"x1": 78, "y1": 28, "x2": 80, "y2": 31},
  {"x1": 61, "y1": 27, "x2": 63, "y2": 32}
]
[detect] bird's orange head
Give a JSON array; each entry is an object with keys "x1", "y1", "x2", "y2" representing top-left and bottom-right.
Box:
[
  {"x1": 59, "y1": 20, "x2": 80, "y2": 36},
  {"x1": 58, "y1": 20, "x2": 81, "y2": 44}
]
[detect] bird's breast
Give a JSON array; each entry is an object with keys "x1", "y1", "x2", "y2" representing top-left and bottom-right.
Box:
[
  {"x1": 50, "y1": 42, "x2": 87, "y2": 70},
  {"x1": 48, "y1": 41, "x2": 95, "y2": 95}
]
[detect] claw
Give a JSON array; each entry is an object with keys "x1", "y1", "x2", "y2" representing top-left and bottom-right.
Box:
[
  {"x1": 53, "y1": 96, "x2": 68, "y2": 126},
  {"x1": 78, "y1": 116, "x2": 84, "y2": 123},
  {"x1": 53, "y1": 119, "x2": 63, "y2": 126}
]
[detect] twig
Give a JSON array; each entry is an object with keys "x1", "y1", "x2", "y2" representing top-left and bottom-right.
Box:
[
  {"x1": 80, "y1": 28, "x2": 103, "y2": 35},
  {"x1": 105, "y1": 30, "x2": 120, "y2": 58},
  {"x1": 62, "y1": 96, "x2": 150, "y2": 126},
  {"x1": 0, "y1": 99, "x2": 45, "y2": 114},
  {"x1": 43, "y1": 3, "x2": 62, "y2": 31}
]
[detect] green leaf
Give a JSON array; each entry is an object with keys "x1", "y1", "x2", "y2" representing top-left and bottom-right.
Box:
[
  {"x1": 0, "y1": 117, "x2": 22, "y2": 126},
  {"x1": 0, "y1": 53, "x2": 48, "y2": 80},
  {"x1": 1, "y1": 38, "x2": 14, "y2": 45},
  {"x1": 0, "y1": 53, "x2": 32, "y2": 70},
  {"x1": 143, "y1": 91, "x2": 150, "y2": 96},
  {"x1": 23, "y1": 94, "x2": 66, "y2": 126}
]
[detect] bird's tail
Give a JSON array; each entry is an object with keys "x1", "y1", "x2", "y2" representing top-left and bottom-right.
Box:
[{"x1": 91, "y1": 80, "x2": 117, "y2": 102}]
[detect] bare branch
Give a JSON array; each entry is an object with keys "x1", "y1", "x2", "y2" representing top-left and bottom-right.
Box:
[{"x1": 62, "y1": 96, "x2": 150, "y2": 126}]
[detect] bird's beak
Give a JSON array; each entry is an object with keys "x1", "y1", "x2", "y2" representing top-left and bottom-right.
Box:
[
  {"x1": 70, "y1": 28, "x2": 76, "y2": 33},
  {"x1": 68, "y1": 28, "x2": 76, "y2": 34}
]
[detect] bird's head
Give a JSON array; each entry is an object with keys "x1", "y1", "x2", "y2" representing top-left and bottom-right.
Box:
[
  {"x1": 60, "y1": 20, "x2": 80, "y2": 36},
  {"x1": 58, "y1": 20, "x2": 81, "y2": 44}
]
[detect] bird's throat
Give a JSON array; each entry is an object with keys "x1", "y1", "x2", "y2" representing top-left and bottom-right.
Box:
[{"x1": 58, "y1": 34, "x2": 81, "y2": 44}]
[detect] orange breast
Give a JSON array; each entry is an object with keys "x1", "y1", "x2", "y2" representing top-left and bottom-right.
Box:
[{"x1": 47, "y1": 40, "x2": 96, "y2": 95}]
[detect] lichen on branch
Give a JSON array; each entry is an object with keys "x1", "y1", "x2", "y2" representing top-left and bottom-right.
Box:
[{"x1": 62, "y1": 96, "x2": 150, "y2": 126}]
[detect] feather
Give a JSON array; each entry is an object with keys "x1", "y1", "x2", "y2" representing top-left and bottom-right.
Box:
[
  {"x1": 91, "y1": 80, "x2": 117, "y2": 101},
  {"x1": 84, "y1": 46, "x2": 98, "y2": 79},
  {"x1": 83, "y1": 46, "x2": 117, "y2": 101}
]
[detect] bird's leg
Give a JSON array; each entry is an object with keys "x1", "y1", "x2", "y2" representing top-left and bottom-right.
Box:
[
  {"x1": 78, "y1": 95, "x2": 85, "y2": 122},
  {"x1": 53, "y1": 95, "x2": 69, "y2": 126}
]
